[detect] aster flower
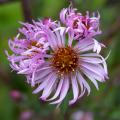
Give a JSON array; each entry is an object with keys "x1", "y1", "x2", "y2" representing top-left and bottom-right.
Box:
[
  {"x1": 6, "y1": 19, "x2": 58, "y2": 87},
  {"x1": 6, "y1": 7, "x2": 108, "y2": 106},
  {"x1": 60, "y1": 5, "x2": 101, "y2": 40},
  {"x1": 32, "y1": 27, "x2": 108, "y2": 105}
]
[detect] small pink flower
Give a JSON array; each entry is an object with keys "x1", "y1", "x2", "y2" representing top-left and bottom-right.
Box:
[
  {"x1": 19, "y1": 110, "x2": 33, "y2": 120},
  {"x1": 71, "y1": 111, "x2": 93, "y2": 120},
  {"x1": 10, "y1": 90, "x2": 22, "y2": 102},
  {"x1": 60, "y1": 5, "x2": 101, "y2": 40}
]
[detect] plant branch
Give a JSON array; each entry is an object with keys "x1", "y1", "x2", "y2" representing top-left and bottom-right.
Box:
[
  {"x1": 0, "y1": 64, "x2": 10, "y2": 84},
  {"x1": 21, "y1": 0, "x2": 32, "y2": 23},
  {"x1": 66, "y1": 0, "x2": 75, "y2": 7}
]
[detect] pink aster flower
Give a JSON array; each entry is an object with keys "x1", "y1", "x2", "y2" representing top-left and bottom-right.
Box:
[
  {"x1": 10, "y1": 90, "x2": 23, "y2": 102},
  {"x1": 6, "y1": 7, "x2": 108, "y2": 106},
  {"x1": 60, "y1": 5, "x2": 101, "y2": 40},
  {"x1": 6, "y1": 19, "x2": 58, "y2": 87},
  {"x1": 32, "y1": 27, "x2": 108, "y2": 106}
]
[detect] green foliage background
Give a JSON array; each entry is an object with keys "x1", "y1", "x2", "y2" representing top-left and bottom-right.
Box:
[{"x1": 0, "y1": 0, "x2": 120, "y2": 120}]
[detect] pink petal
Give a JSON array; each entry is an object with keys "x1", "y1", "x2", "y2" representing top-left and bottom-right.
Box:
[
  {"x1": 81, "y1": 67, "x2": 104, "y2": 82},
  {"x1": 69, "y1": 73, "x2": 79, "y2": 105},
  {"x1": 34, "y1": 69, "x2": 52, "y2": 82},
  {"x1": 82, "y1": 70, "x2": 99, "y2": 90},
  {"x1": 31, "y1": 70, "x2": 36, "y2": 87},
  {"x1": 81, "y1": 57, "x2": 103, "y2": 64},
  {"x1": 47, "y1": 78, "x2": 64, "y2": 101},
  {"x1": 40, "y1": 74, "x2": 57, "y2": 100},
  {"x1": 46, "y1": 28, "x2": 58, "y2": 50},
  {"x1": 77, "y1": 72, "x2": 91, "y2": 95},
  {"x1": 81, "y1": 62, "x2": 105, "y2": 79},
  {"x1": 33, "y1": 73, "x2": 55, "y2": 94},
  {"x1": 50, "y1": 76, "x2": 69, "y2": 104}
]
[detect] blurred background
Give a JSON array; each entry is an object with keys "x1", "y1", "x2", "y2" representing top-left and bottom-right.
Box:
[{"x1": 0, "y1": 0, "x2": 120, "y2": 120}]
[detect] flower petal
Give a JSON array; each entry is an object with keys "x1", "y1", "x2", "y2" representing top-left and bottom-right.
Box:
[
  {"x1": 77, "y1": 72, "x2": 91, "y2": 95},
  {"x1": 40, "y1": 74, "x2": 57, "y2": 100},
  {"x1": 33, "y1": 73, "x2": 55, "y2": 94},
  {"x1": 47, "y1": 77, "x2": 64, "y2": 101},
  {"x1": 69, "y1": 73, "x2": 79, "y2": 105},
  {"x1": 50, "y1": 76, "x2": 69, "y2": 104}
]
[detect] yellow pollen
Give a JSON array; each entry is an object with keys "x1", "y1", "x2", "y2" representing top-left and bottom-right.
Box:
[
  {"x1": 51, "y1": 46, "x2": 79, "y2": 75},
  {"x1": 28, "y1": 41, "x2": 43, "y2": 49},
  {"x1": 26, "y1": 41, "x2": 43, "y2": 57}
]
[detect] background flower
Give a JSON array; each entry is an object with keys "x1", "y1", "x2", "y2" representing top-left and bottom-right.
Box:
[
  {"x1": 6, "y1": 21, "x2": 51, "y2": 86},
  {"x1": 60, "y1": 5, "x2": 101, "y2": 40}
]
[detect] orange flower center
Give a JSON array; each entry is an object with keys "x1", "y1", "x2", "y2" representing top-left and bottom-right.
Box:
[
  {"x1": 51, "y1": 46, "x2": 79, "y2": 75},
  {"x1": 28, "y1": 41, "x2": 43, "y2": 49}
]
